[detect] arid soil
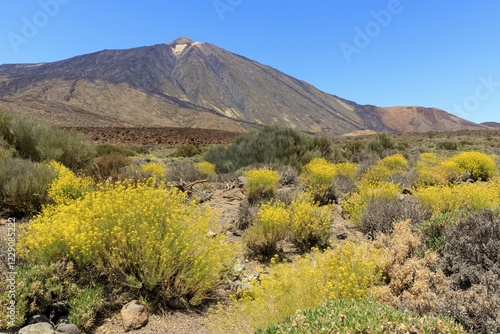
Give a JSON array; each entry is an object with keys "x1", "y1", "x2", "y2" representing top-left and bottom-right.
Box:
[{"x1": 62, "y1": 127, "x2": 242, "y2": 146}]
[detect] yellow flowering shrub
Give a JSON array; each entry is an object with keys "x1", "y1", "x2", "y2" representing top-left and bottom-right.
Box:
[
  {"x1": 194, "y1": 161, "x2": 216, "y2": 176},
  {"x1": 17, "y1": 179, "x2": 235, "y2": 306},
  {"x1": 342, "y1": 181, "x2": 401, "y2": 224},
  {"x1": 47, "y1": 160, "x2": 93, "y2": 205},
  {"x1": 244, "y1": 200, "x2": 290, "y2": 259},
  {"x1": 300, "y1": 158, "x2": 357, "y2": 202},
  {"x1": 416, "y1": 152, "x2": 461, "y2": 185},
  {"x1": 448, "y1": 151, "x2": 498, "y2": 181},
  {"x1": 289, "y1": 193, "x2": 331, "y2": 250},
  {"x1": 210, "y1": 242, "x2": 384, "y2": 332},
  {"x1": 244, "y1": 168, "x2": 281, "y2": 202},
  {"x1": 139, "y1": 162, "x2": 166, "y2": 179},
  {"x1": 362, "y1": 154, "x2": 408, "y2": 183},
  {"x1": 414, "y1": 182, "x2": 500, "y2": 216}
]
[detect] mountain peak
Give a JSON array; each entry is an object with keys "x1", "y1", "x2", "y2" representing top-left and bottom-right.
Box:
[{"x1": 169, "y1": 37, "x2": 194, "y2": 45}]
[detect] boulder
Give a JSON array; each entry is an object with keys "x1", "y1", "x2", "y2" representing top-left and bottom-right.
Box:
[
  {"x1": 18, "y1": 322, "x2": 57, "y2": 334},
  {"x1": 120, "y1": 300, "x2": 149, "y2": 332},
  {"x1": 55, "y1": 323, "x2": 80, "y2": 334}
]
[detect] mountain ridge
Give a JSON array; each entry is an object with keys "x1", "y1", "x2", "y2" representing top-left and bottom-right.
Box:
[{"x1": 0, "y1": 37, "x2": 486, "y2": 135}]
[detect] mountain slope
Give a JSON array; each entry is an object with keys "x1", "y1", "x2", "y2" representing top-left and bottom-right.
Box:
[{"x1": 0, "y1": 37, "x2": 485, "y2": 134}]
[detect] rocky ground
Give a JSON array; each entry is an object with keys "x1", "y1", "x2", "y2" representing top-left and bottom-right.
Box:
[{"x1": 63, "y1": 127, "x2": 241, "y2": 146}]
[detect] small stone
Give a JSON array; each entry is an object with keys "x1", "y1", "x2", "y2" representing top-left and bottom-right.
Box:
[
  {"x1": 167, "y1": 296, "x2": 189, "y2": 310},
  {"x1": 121, "y1": 300, "x2": 149, "y2": 332},
  {"x1": 56, "y1": 323, "x2": 80, "y2": 334},
  {"x1": 18, "y1": 322, "x2": 57, "y2": 334},
  {"x1": 402, "y1": 187, "x2": 412, "y2": 195},
  {"x1": 27, "y1": 314, "x2": 51, "y2": 325},
  {"x1": 206, "y1": 231, "x2": 217, "y2": 238},
  {"x1": 55, "y1": 315, "x2": 69, "y2": 326},
  {"x1": 237, "y1": 176, "x2": 247, "y2": 188},
  {"x1": 336, "y1": 233, "x2": 348, "y2": 240}
]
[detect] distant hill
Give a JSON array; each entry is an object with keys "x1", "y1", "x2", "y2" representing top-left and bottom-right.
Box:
[
  {"x1": 481, "y1": 122, "x2": 500, "y2": 129},
  {"x1": 0, "y1": 37, "x2": 486, "y2": 135}
]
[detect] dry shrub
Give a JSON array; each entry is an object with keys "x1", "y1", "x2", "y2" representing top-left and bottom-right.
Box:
[
  {"x1": 440, "y1": 210, "x2": 500, "y2": 289},
  {"x1": 372, "y1": 220, "x2": 451, "y2": 315},
  {"x1": 331, "y1": 175, "x2": 356, "y2": 201},
  {"x1": 442, "y1": 273, "x2": 500, "y2": 334},
  {"x1": 360, "y1": 196, "x2": 430, "y2": 237},
  {"x1": 276, "y1": 165, "x2": 299, "y2": 186},
  {"x1": 236, "y1": 199, "x2": 259, "y2": 231},
  {"x1": 166, "y1": 160, "x2": 205, "y2": 183},
  {"x1": 86, "y1": 153, "x2": 132, "y2": 182},
  {"x1": 427, "y1": 210, "x2": 500, "y2": 333}
]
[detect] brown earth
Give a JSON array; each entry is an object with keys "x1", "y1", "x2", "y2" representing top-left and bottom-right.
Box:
[{"x1": 62, "y1": 127, "x2": 242, "y2": 146}]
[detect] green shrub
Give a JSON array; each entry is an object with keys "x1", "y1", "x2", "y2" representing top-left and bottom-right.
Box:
[
  {"x1": 0, "y1": 158, "x2": 56, "y2": 216},
  {"x1": 244, "y1": 168, "x2": 281, "y2": 202},
  {"x1": 259, "y1": 298, "x2": 465, "y2": 334},
  {"x1": 365, "y1": 133, "x2": 396, "y2": 156},
  {"x1": 96, "y1": 144, "x2": 136, "y2": 157},
  {"x1": 0, "y1": 261, "x2": 103, "y2": 330},
  {"x1": 173, "y1": 144, "x2": 203, "y2": 158},
  {"x1": 436, "y1": 141, "x2": 459, "y2": 150},
  {"x1": 419, "y1": 209, "x2": 467, "y2": 252},
  {"x1": 0, "y1": 111, "x2": 96, "y2": 169},
  {"x1": 17, "y1": 180, "x2": 236, "y2": 307},
  {"x1": 205, "y1": 126, "x2": 332, "y2": 173}
]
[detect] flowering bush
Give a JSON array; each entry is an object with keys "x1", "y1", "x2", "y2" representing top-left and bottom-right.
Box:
[
  {"x1": 244, "y1": 200, "x2": 290, "y2": 259},
  {"x1": 244, "y1": 168, "x2": 281, "y2": 202},
  {"x1": 139, "y1": 162, "x2": 166, "y2": 179},
  {"x1": 194, "y1": 161, "x2": 217, "y2": 176},
  {"x1": 289, "y1": 193, "x2": 331, "y2": 250},
  {"x1": 47, "y1": 161, "x2": 93, "y2": 205},
  {"x1": 210, "y1": 242, "x2": 384, "y2": 332},
  {"x1": 17, "y1": 179, "x2": 235, "y2": 306},
  {"x1": 448, "y1": 150, "x2": 497, "y2": 181},
  {"x1": 342, "y1": 181, "x2": 401, "y2": 224},
  {"x1": 361, "y1": 154, "x2": 408, "y2": 183},
  {"x1": 300, "y1": 158, "x2": 357, "y2": 203},
  {"x1": 414, "y1": 182, "x2": 500, "y2": 216},
  {"x1": 416, "y1": 152, "x2": 460, "y2": 185}
]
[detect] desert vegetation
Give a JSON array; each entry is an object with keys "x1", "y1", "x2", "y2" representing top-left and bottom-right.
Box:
[{"x1": 2, "y1": 113, "x2": 500, "y2": 333}]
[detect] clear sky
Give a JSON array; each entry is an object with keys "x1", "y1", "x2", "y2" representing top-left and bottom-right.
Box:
[{"x1": 1, "y1": 1, "x2": 499, "y2": 123}]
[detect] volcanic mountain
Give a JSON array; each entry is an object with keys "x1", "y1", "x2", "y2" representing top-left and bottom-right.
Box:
[{"x1": 0, "y1": 37, "x2": 484, "y2": 135}]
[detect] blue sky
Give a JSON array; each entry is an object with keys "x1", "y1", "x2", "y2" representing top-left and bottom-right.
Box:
[{"x1": 1, "y1": 1, "x2": 499, "y2": 123}]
